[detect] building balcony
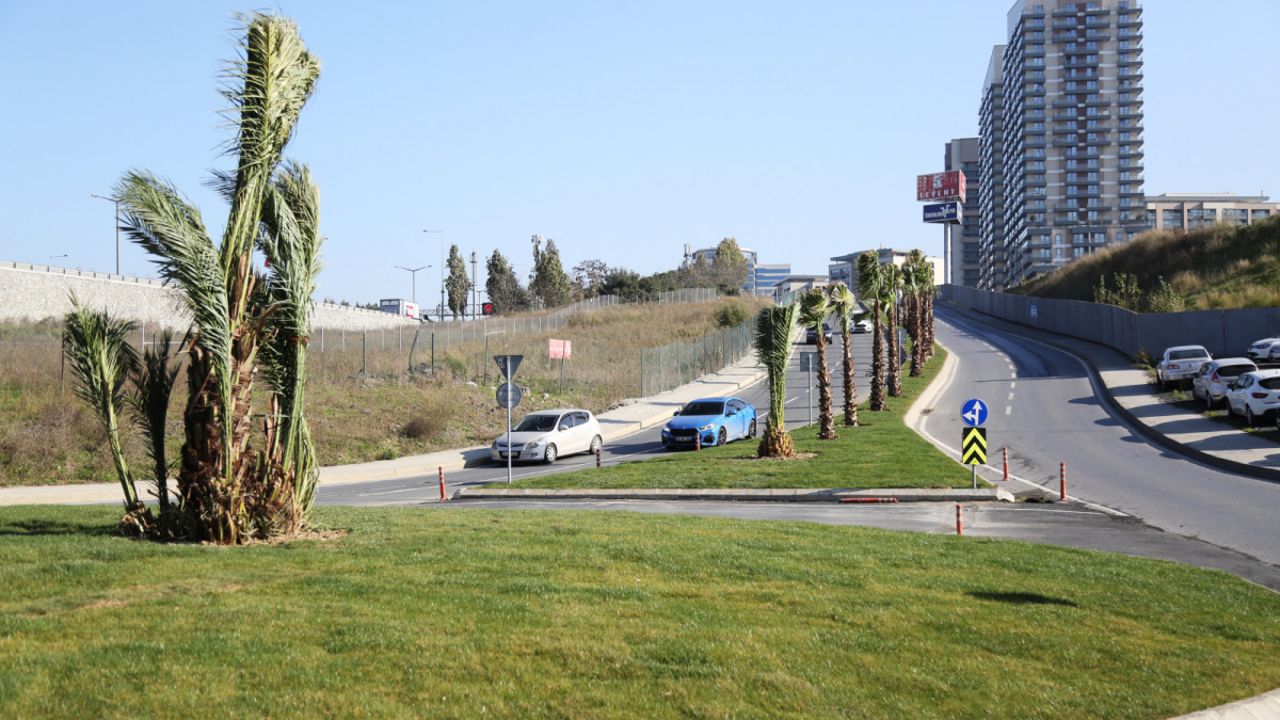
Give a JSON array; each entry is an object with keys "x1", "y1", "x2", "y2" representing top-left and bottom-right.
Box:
[
  {"x1": 1118, "y1": 16, "x2": 1142, "y2": 28},
  {"x1": 1120, "y1": 187, "x2": 1145, "y2": 197},
  {"x1": 1052, "y1": 136, "x2": 1080, "y2": 147},
  {"x1": 1063, "y1": 57, "x2": 1100, "y2": 69},
  {"x1": 1119, "y1": 56, "x2": 1144, "y2": 67},
  {"x1": 1119, "y1": 69, "x2": 1144, "y2": 81},
  {"x1": 1052, "y1": 31, "x2": 1080, "y2": 43},
  {"x1": 1118, "y1": 29, "x2": 1143, "y2": 41},
  {"x1": 1025, "y1": 44, "x2": 1045, "y2": 57},
  {"x1": 1120, "y1": 147, "x2": 1144, "y2": 158},
  {"x1": 1084, "y1": 31, "x2": 1111, "y2": 41}
]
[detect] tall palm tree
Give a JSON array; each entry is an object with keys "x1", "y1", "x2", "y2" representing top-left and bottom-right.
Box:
[
  {"x1": 113, "y1": 13, "x2": 321, "y2": 543},
  {"x1": 755, "y1": 304, "x2": 799, "y2": 458},
  {"x1": 900, "y1": 261, "x2": 923, "y2": 378},
  {"x1": 62, "y1": 300, "x2": 148, "y2": 531},
  {"x1": 826, "y1": 282, "x2": 858, "y2": 426},
  {"x1": 857, "y1": 252, "x2": 887, "y2": 411},
  {"x1": 799, "y1": 288, "x2": 836, "y2": 440},
  {"x1": 919, "y1": 258, "x2": 937, "y2": 360},
  {"x1": 884, "y1": 264, "x2": 902, "y2": 397}
]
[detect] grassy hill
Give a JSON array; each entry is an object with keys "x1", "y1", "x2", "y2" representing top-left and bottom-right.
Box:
[{"x1": 1010, "y1": 216, "x2": 1280, "y2": 310}]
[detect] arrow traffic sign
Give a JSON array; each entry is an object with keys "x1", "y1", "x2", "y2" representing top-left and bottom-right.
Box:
[
  {"x1": 961, "y1": 427, "x2": 987, "y2": 465},
  {"x1": 961, "y1": 397, "x2": 988, "y2": 427},
  {"x1": 494, "y1": 354, "x2": 523, "y2": 380}
]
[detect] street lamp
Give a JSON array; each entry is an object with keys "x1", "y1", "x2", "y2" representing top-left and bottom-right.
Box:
[
  {"x1": 90, "y1": 193, "x2": 121, "y2": 275},
  {"x1": 423, "y1": 229, "x2": 445, "y2": 321},
  {"x1": 49, "y1": 253, "x2": 68, "y2": 266},
  {"x1": 394, "y1": 264, "x2": 430, "y2": 304},
  {"x1": 470, "y1": 250, "x2": 478, "y2": 321}
]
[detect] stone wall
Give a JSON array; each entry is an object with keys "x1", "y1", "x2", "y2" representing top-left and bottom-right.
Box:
[{"x1": 0, "y1": 261, "x2": 420, "y2": 331}]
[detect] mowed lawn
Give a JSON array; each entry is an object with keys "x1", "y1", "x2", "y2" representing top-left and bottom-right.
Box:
[
  {"x1": 2, "y1": 506, "x2": 1278, "y2": 719},
  {"x1": 517, "y1": 348, "x2": 974, "y2": 489}
]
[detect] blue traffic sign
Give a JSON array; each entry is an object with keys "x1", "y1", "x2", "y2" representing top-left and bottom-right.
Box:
[{"x1": 961, "y1": 398, "x2": 988, "y2": 427}]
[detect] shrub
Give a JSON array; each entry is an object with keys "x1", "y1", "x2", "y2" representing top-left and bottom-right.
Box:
[
  {"x1": 713, "y1": 301, "x2": 750, "y2": 328},
  {"x1": 401, "y1": 416, "x2": 443, "y2": 440}
]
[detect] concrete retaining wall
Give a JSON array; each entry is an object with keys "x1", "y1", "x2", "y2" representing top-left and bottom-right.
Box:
[
  {"x1": 0, "y1": 262, "x2": 418, "y2": 331},
  {"x1": 943, "y1": 284, "x2": 1280, "y2": 359}
]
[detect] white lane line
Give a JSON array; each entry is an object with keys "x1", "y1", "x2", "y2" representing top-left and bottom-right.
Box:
[
  {"x1": 1004, "y1": 406, "x2": 1012, "y2": 415},
  {"x1": 1010, "y1": 372, "x2": 1017, "y2": 379},
  {"x1": 360, "y1": 486, "x2": 426, "y2": 497},
  {"x1": 1010, "y1": 382, "x2": 1016, "y2": 389},
  {"x1": 785, "y1": 396, "x2": 799, "y2": 405},
  {"x1": 1007, "y1": 392, "x2": 1015, "y2": 401}
]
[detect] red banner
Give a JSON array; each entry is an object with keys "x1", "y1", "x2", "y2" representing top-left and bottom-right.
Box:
[
  {"x1": 917, "y1": 171, "x2": 967, "y2": 203},
  {"x1": 549, "y1": 338, "x2": 572, "y2": 360}
]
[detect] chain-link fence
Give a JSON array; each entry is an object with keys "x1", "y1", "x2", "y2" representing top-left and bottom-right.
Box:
[{"x1": 638, "y1": 320, "x2": 754, "y2": 397}]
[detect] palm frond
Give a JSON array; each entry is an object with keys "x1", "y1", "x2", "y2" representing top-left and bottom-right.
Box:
[
  {"x1": 827, "y1": 282, "x2": 855, "y2": 333},
  {"x1": 856, "y1": 251, "x2": 883, "y2": 307},
  {"x1": 798, "y1": 288, "x2": 829, "y2": 329},
  {"x1": 128, "y1": 328, "x2": 185, "y2": 508}
]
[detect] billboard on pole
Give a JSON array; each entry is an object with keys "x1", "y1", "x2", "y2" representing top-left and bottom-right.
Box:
[
  {"x1": 916, "y1": 171, "x2": 967, "y2": 203},
  {"x1": 923, "y1": 201, "x2": 963, "y2": 224}
]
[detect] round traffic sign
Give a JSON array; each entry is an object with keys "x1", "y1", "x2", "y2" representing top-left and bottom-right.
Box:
[{"x1": 496, "y1": 382, "x2": 523, "y2": 409}]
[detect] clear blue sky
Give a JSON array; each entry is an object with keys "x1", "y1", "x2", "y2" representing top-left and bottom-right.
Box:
[{"x1": 1, "y1": 1, "x2": 1275, "y2": 303}]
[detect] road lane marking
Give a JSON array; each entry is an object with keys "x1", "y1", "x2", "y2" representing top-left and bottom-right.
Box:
[
  {"x1": 1008, "y1": 392, "x2": 1015, "y2": 401},
  {"x1": 1010, "y1": 382, "x2": 1016, "y2": 389},
  {"x1": 1004, "y1": 406, "x2": 1012, "y2": 415}
]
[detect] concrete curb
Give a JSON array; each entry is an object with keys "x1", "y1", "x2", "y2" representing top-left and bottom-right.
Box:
[
  {"x1": 454, "y1": 487, "x2": 1016, "y2": 503},
  {"x1": 944, "y1": 303, "x2": 1280, "y2": 485},
  {"x1": 1172, "y1": 687, "x2": 1280, "y2": 719}
]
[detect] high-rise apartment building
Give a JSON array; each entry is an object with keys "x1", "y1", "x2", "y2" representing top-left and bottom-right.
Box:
[
  {"x1": 978, "y1": 46, "x2": 1008, "y2": 290},
  {"x1": 945, "y1": 138, "x2": 982, "y2": 287},
  {"x1": 983, "y1": 0, "x2": 1146, "y2": 288}
]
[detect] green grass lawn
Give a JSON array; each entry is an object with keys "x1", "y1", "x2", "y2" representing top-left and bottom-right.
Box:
[
  {"x1": 1, "y1": 505, "x2": 1278, "y2": 718},
  {"x1": 516, "y1": 348, "x2": 975, "y2": 489}
]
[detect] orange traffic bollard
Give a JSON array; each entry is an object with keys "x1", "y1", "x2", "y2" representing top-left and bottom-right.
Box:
[
  {"x1": 695, "y1": 433, "x2": 702, "y2": 451},
  {"x1": 955, "y1": 503, "x2": 963, "y2": 536},
  {"x1": 1003, "y1": 447, "x2": 1009, "y2": 482},
  {"x1": 1059, "y1": 462, "x2": 1067, "y2": 501},
  {"x1": 438, "y1": 466, "x2": 446, "y2": 502}
]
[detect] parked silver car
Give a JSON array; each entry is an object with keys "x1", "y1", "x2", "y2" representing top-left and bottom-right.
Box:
[
  {"x1": 491, "y1": 409, "x2": 603, "y2": 464},
  {"x1": 1246, "y1": 338, "x2": 1280, "y2": 362},
  {"x1": 1224, "y1": 370, "x2": 1280, "y2": 427},
  {"x1": 1155, "y1": 345, "x2": 1212, "y2": 389},
  {"x1": 1191, "y1": 358, "x2": 1257, "y2": 409}
]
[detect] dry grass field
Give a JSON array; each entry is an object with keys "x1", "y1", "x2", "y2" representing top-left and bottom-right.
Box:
[
  {"x1": 0, "y1": 297, "x2": 766, "y2": 487},
  {"x1": 1011, "y1": 216, "x2": 1280, "y2": 309}
]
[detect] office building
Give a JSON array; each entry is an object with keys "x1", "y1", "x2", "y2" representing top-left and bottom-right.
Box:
[
  {"x1": 754, "y1": 263, "x2": 791, "y2": 297},
  {"x1": 1145, "y1": 193, "x2": 1278, "y2": 231},
  {"x1": 982, "y1": 0, "x2": 1147, "y2": 287},
  {"x1": 772, "y1": 275, "x2": 828, "y2": 305},
  {"x1": 945, "y1": 138, "x2": 982, "y2": 287},
  {"x1": 829, "y1": 250, "x2": 944, "y2": 296},
  {"x1": 978, "y1": 46, "x2": 1008, "y2": 290}
]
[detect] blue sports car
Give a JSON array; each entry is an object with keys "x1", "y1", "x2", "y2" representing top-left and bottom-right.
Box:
[{"x1": 661, "y1": 396, "x2": 758, "y2": 449}]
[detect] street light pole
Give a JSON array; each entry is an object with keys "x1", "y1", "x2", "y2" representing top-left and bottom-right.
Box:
[
  {"x1": 423, "y1": 229, "x2": 445, "y2": 321},
  {"x1": 394, "y1": 265, "x2": 429, "y2": 304},
  {"x1": 90, "y1": 193, "x2": 121, "y2": 275},
  {"x1": 49, "y1": 253, "x2": 68, "y2": 266},
  {"x1": 470, "y1": 251, "x2": 478, "y2": 322}
]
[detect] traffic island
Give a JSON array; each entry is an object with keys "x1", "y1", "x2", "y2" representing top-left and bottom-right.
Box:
[{"x1": 454, "y1": 487, "x2": 1015, "y2": 502}]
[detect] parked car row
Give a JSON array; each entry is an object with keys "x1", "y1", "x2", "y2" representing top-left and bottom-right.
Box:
[{"x1": 1158, "y1": 340, "x2": 1280, "y2": 429}]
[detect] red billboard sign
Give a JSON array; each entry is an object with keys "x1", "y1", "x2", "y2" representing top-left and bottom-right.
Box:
[
  {"x1": 549, "y1": 338, "x2": 572, "y2": 360},
  {"x1": 917, "y1": 171, "x2": 967, "y2": 203}
]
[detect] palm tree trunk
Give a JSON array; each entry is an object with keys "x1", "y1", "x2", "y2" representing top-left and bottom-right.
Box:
[
  {"x1": 887, "y1": 300, "x2": 902, "y2": 397},
  {"x1": 925, "y1": 291, "x2": 936, "y2": 359},
  {"x1": 816, "y1": 331, "x2": 836, "y2": 439},
  {"x1": 841, "y1": 326, "x2": 857, "y2": 426},
  {"x1": 870, "y1": 300, "x2": 885, "y2": 412},
  {"x1": 909, "y1": 290, "x2": 923, "y2": 377}
]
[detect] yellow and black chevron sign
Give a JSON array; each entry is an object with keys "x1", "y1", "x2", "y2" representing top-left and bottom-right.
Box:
[{"x1": 961, "y1": 427, "x2": 987, "y2": 465}]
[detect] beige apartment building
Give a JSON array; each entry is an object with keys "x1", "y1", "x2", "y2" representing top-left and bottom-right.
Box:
[{"x1": 1145, "y1": 193, "x2": 1277, "y2": 231}]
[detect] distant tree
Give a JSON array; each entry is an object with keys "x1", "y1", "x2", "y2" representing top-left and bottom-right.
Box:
[
  {"x1": 600, "y1": 268, "x2": 648, "y2": 302},
  {"x1": 680, "y1": 253, "x2": 714, "y2": 289},
  {"x1": 884, "y1": 264, "x2": 902, "y2": 398},
  {"x1": 858, "y1": 251, "x2": 888, "y2": 411},
  {"x1": 572, "y1": 259, "x2": 611, "y2": 299},
  {"x1": 712, "y1": 237, "x2": 750, "y2": 294},
  {"x1": 446, "y1": 244, "x2": 470, "y2": 318},
  {"x1": 826, "y1": 282, "x2": 859, "y2": 426},
  {"x1": 799, "y1": 288, "x2": 836, "y2": 440},
  {"x1": 530, "y1": 238, "x2": 574, "y2": 308},
  {"x1": 485, "y1": 250, "x2": 528, "y2": 314}
]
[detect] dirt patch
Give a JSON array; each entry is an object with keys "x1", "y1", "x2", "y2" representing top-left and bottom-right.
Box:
[
  {"x1": 82, "y1": 598, "x2": 128, "y2": 610},
  {"x1": 748, "y1": 453, "x2": 817, "y2": 462}
]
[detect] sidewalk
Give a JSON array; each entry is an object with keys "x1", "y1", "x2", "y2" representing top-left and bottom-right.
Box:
[
  {"x1": 944, "y1": 302, "x2": 1280, "y2": 482},
  {"x1": 0, "y1": 354, "x2": 768, "y2": 506}
]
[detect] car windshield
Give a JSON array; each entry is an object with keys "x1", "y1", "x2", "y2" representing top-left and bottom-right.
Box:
[
  {"x1": 514, "y1": 414, "x2": 558, "y2": 432},
  {"x1": 1260, "y1": 378, "x2": 1280, "y2": 390},
  {"x1": 681, "y1": 401, "x2": 725, "y2": 416},
  {"x1": 1170, "y1": 349, "x2": 1208, "y2": 360}
]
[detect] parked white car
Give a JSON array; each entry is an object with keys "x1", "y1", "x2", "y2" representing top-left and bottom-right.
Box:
[
  {"x1": 1191, "y1": 358, "x2": 1257, "y2": 409},
  {"x1": 1224, "y1": 370, "x2": 1280, "y2": 426},
  {"x1": 491, "y1": 408, "x2": 603, "y2": 464},
  {"x1": 1246, "y1": 338, "x2": 1280, "y2": 362},
  {"x1": 1155, "y1": 345, "x2": 1211, "y2": 388},
  {"x1": 852, "y1": 318, "x2": 873, "y2": 334}
]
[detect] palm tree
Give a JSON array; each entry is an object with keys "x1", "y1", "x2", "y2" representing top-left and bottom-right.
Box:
[
  {"x1": 884, "y1": 264, "x2": 903, "y2": 397},
  {"x1": 900, "y1": 261, "x2": 923, "y2": 378},
  {"x1": 62, "y1": 300, "x2": 148, "y2": 532},
  {"x1": 799, "y1": 288, "x2": 836, "y2": 440},
  {"x1": 112, "y1": 13, "x2": 321, "y2": 543},
  {"x1": 128, "y1": 329, "x2": 182, "y2": 512},
  {"x1": 919, "y1": 258, "x2": 937, "y2": 360},
  {"x1": 826, "y1": 282, "x2": 858, "y2": 426},
  {"x1": 755, "y1": 304, "x2": 799, "y2": 458},
  {"x1": 857, "y1": 252, "x2": 887, "y2": 411}
]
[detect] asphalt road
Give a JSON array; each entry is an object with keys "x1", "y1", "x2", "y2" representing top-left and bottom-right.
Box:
[
  {"x1": 316, "y1": 329, "x2": 878, "y2": 505},
  {"x1": 927, "y1": 303, "x2": 1280, "y2": 566}
]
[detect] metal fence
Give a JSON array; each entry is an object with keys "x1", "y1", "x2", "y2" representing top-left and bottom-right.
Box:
[{"x1": 639, "y1": 320, "x2": 754, "y2": 397}]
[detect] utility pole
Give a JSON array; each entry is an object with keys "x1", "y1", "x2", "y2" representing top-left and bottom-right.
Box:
[
  {"x1": 424, "y1": 229, "x2": 445, "y2": 321},
  {"x1": 470, "y1": 251, "x2": 478, "y2": 322},
  {"x1": 90, "y1": 193, "x2": 121, "y2": 275}
]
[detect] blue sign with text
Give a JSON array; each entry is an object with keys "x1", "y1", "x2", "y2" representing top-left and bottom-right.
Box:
[{"x1": 923, "y1": 201, "x2": 962, "y2": 224}]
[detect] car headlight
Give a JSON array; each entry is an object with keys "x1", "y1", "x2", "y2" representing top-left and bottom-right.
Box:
[
  {"x1": 524, "y1": 440, "x2": 542, "y2": 449},
  {"x1": 699, "y1": 423, "x2": 715, "y2": 431}
]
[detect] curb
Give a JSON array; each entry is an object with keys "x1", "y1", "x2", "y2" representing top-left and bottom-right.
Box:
[
  {"x1": 453, "y1": 487, "x2": 1016, "y2": 503},
  {"x1": 1172, "y1": 687, "x2": 1280, "y2": 719},
  {"x1": 943, "y1": 302, "x2": 1280, "y2": 485}
]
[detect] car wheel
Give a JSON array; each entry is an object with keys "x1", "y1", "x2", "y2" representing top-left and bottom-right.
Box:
[
  {"x1": 1204, "y1": 392, "x2": 1214, "y2": 410},
  {"x1": 1155, "y1": 371, "x2": 1164, "y2": 389},
  {"x1": 748, "y1": 419, "x2": 757, "y2": 438},
  {"x1": 1245, "y1": 406, "x2": 1256, "y2": 427},
  {"x1": 589, "y1": 434, "x2": 603, "y2": 455},
  {"x1": 717, "y1": 427, "x2": 727, "y2": 446},
  {"x1": 544, "y1": 444, "x2": 558, "y2": 464}
]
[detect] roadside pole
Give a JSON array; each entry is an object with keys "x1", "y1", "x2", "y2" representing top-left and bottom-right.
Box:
[{"x1": 495, "y1": 355, "x2": 524, "y2": 486}]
